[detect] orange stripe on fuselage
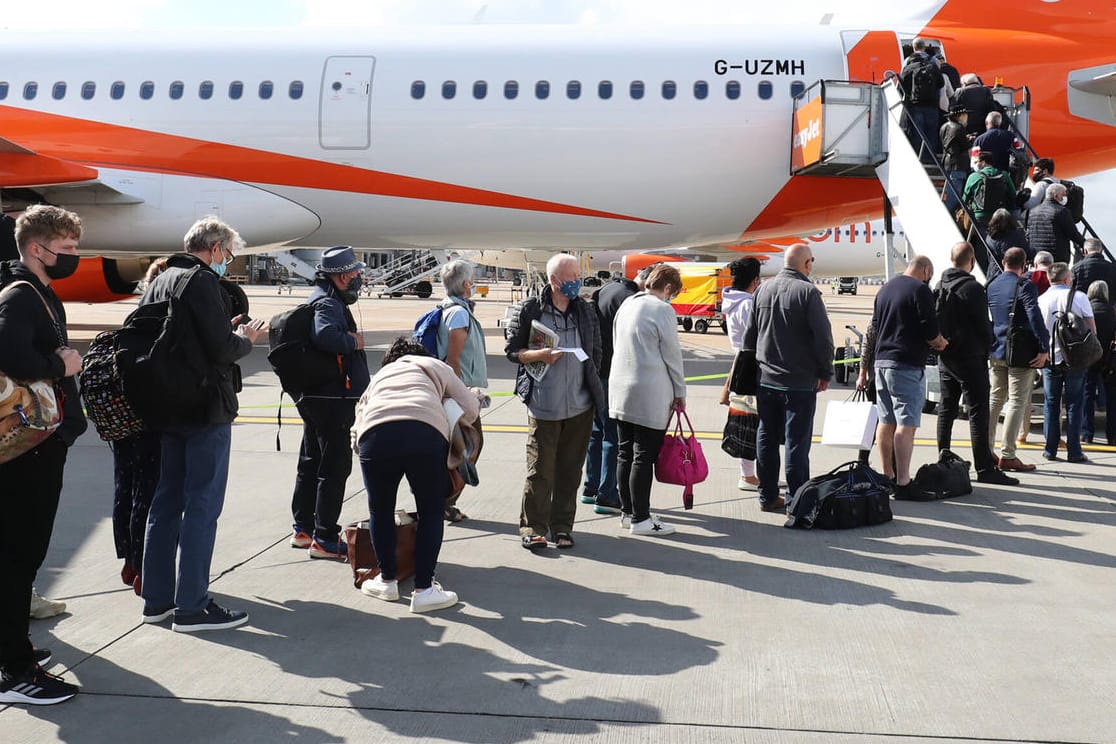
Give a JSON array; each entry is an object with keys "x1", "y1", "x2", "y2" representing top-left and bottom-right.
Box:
[{"x1": 0, "y1": 105, "x2": 663, "y2": 225}]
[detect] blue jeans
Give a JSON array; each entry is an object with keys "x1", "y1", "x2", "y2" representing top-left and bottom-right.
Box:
[
  {"x1": 944, "y1": 169, "x2": 968, "y2": 214},
  {"x1": 1043, "y1": 367, "x2": 1087, "y2": 459},
  {"x1": 358, "y1": 420, "x2": 449, "y2": 590},
  {"x1": 142, "y1": 424, "x2": 232, "y2": 615},
  {"x1": 904, "y1": 104, "x2": 941, "y2": 160},
  {"x1": 583, "y1": 406, "x2": 619, "y2": 505},
  {"x1": 756, "y1": 386, "x2": 817, "y2": 503}
]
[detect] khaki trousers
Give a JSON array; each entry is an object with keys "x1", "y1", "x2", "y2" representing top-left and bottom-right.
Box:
[
  {"x1": 988, "y1": 359, "x2": 1035, "y2": 459},
  {"x1": 520, "y1": 408, "x2": 595, "y2": 537}
]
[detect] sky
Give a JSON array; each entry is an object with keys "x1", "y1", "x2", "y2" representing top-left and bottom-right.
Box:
[{"x1": 4, "y1": 0, "x2": 1113, "y2": 242}]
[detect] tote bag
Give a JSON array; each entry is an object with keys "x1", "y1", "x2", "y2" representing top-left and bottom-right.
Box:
[{"x1": 655, "y1": 409, "x2": 709, "y2": 510}]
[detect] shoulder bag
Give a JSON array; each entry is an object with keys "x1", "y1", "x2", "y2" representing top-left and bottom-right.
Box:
[{"x1": 1005, "y1": 277, "x2": 1041, "y2": 368}]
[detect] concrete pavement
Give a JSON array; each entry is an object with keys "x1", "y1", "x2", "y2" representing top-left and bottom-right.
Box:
[{"x1": 5, "y1": 284, "x2": 1115, "y2": 744}]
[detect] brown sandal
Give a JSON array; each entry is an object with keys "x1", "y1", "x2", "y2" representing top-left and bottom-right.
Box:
[
  {"x1": 555, "y1": 532, "x2": 575, "y2": 549},
  {"x1": 444, "y1": 506, "x2": 468, "y2": 523}
]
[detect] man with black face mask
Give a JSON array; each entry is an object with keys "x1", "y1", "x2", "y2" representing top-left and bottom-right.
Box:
[
  {"x1": 287, "y1": 246, "x2": 370, "y2": 560},
  {"x1": 0, "y1": 205, "x2": 87, "y2": 705}
]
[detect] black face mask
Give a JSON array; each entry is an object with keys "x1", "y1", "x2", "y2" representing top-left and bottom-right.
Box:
[
  {"x1": 340, "y1": 276, "x2": 362, "y2": 305},
  {"x1": 40, "y1": 246, "x2": 79, "y2": 280}
]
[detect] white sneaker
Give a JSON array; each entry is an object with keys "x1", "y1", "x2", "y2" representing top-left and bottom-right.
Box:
[
  {"x1": 620, "y1": 513, "x2": 632, "y2": 531},
  {"x1": 360, "y1": 575, "x2": 399, "y2": 601},
  {"x1": 410, "y1": 581, "x2": 458, "y2": 613},
  {"x1": 629, "y1": 515, "x2": 676, "y2": 537},
  {"x1": 737, "y1": 476, "x2": 760, "y2": 491},
  {"x1": 29, "y1": 588, "x2": 66, "y2": 619}
]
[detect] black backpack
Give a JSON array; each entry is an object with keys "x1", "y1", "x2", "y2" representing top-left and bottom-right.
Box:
[
  {"x1": 116, "y1": 266, "x2": 214, "y2": 430},
  {"x1": 1054, "y1": 286, "x2": 1103, "y2": 371},
  {"x1": 266, "y1": 299, "x2": 341, "y2": 397},
  {"x1": 1061, "y1": 179, "x2": 1085, "y2": 223},
  {"x1": 972, "y1": 171, "x2": 1009, "y2": 213},
  {"x1": 909, "y1": 57, "x2": 940, "y2": 104}
]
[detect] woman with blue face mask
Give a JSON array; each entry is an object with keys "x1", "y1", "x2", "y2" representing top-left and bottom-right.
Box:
[{"x1": 608, "y1": 263, "x2": 687, "y2": 537}]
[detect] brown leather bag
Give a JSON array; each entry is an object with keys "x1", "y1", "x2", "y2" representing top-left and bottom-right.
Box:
[{"x1": 342, "y1": 518, "x2": 418, "y2": 589}]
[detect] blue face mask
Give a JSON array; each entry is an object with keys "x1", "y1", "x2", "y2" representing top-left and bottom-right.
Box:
[
  {"x1": 559, "y1": 279, "x2": 582, "y2": 300},
  {"x1": 211, "y1": 257, "x2": 228, "y2": 278}
]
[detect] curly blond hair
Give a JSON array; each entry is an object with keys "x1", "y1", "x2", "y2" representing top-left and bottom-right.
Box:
[{"x1": 14, "y1": 205, "x2": 82, "y2": 253}]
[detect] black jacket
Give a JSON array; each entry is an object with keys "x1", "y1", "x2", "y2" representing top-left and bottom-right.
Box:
[
  {"x1": 0, "y1": 261, "x2": 88, "y2": 445},
  {"x1": 1091, "y1": 299, "x2": 1116, "y2": 372},
  {"x1": 139, "y1": 253, "x2": 252, "y2": 426},
  {"x1": 940, "y1": 119, "x2": 970, "y2": 174},
  {"x1": 936, "y1": 268, "x2": 994, "y2": 361},
  {"x1": 1026, "y1": 200, "x2": 1084, "y2": 265},
  {"x1": 952, "y1": 84, "x2": 1004, "y2": 138},
  {"x1": 302, "y1": 277, "x2": 370, "y2": 400},
  {"x1": 1072, "y1": 255, "x2": 1116, "y2": 308},
  {"x1": 504, "y1": 285, "x2": 606, "y2": 413},
  {"x1": 591, "y1": 278, "x2": 639, "y2": 378}
]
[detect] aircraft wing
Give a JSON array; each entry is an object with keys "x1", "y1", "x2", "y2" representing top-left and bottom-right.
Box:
[{"x1": 0, "y1": 134, "x2": 144, "y2": 205}]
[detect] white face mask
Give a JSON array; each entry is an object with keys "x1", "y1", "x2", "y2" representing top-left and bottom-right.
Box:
[{"x1": 1059, "y1": 196, "x2": 1069, "y2": 206}]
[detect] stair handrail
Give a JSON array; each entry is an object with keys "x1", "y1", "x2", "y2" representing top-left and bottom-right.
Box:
[{"x1": 881, "y1": 78, "x2": 1001, "y2": 276}]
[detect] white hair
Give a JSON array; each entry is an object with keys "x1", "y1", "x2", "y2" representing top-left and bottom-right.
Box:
[
  {"x1": 960, "y1": 72, "x2": 980, "y2": 86},
  {"x1": 546, "y1": 253, "x2": 578, "y2": 280},
  {"x1": 439, "y1": 259, "x2": 475, "y2": 297},
  {"x1": 183, "y1": 215, "x2": 243, "y2": 254}
]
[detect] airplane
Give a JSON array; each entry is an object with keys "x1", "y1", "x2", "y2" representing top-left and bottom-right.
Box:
[
  {"x1": 460, "y1": 220, "x2": 907, "y2": 278},
  {"x1": 1, "y1": 0, "x2": 1115, "y2": 303}
]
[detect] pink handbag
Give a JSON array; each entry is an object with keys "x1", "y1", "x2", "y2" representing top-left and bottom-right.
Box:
[{"x1": 655, "y1": 409, "x2": 709, "y2": 510}]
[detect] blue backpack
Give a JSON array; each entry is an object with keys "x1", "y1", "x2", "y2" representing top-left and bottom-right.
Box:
[{"x1": 413, "y1": 305, "x2": 443, "y2": 356}]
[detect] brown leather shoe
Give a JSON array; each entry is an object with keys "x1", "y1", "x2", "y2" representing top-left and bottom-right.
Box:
[
  {"x1": 1016, "y1": 435, "x2": 1028, "y2": 445},
  {"x1": 760, "y1": 496, "x2": 786, "y2": 512},
  {"x1": 998, "y1": 456, "x2": 1036, "y2": 472}
]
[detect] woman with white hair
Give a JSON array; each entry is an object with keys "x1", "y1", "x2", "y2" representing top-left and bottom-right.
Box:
[
  {"x1": 1084, "y1": 280, "x2": 1116, "y2": 444},
  {"x1": 436, "y1": 259, "x2": 487, "y2": 522}
]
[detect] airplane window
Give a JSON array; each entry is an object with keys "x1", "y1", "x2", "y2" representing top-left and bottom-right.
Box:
[
  {"x1": 0, "y1": 82, "x2": 7, "y2": 100},
  {"x1": 662, "y1": 80, "x2": 676, "y2": 100},
  {"x1": 199, "y1": 81, "x2": 214, "y2": 100},
  {"x1": 758, "y1": 80, "x2": 773, "y2": 100},
  {"x1": 693, "y1": 80, "x2": 708, "y2": 100},
  {"x1": 52, "y1": 82, "x2": 66, "y2": 100},
  {"x1": 140, "y1": 81, "x2": 154, "y2": 100},
  {"x1": 111, "y1": 81, "x2": 125, "y2": 100},
  {"x1": 289, "y1": 80, "x2": 304, "y2": 99},
  {"x1": 442, "y1": 80, "x2": 456, "y2": 99},
  {"x1": 630, "y1": 80, "x2": 644, "y2": 100},
  {"x1": 259, "y1": 81, "x2": 274, "y2": 99},
  {"x1": 169, "y1": 81, "x2": 184, "y2": 100},
  {"x1": 726, "y1": 80, "x2": 741, "y2": 100},
  {"x1": 410, "y1": 80, "x2": 425, "y2": 99},
  {"x1": 790, "y1": 80, "x2": 806, "y2": 98},
  {"x1": 567, "y1": 80, "x2": 581, "y2": 99},
  {"x1": 598, "y1": 80, "x2": 613, "y2": 99},
  {"x1": 23, "y1": 82, "x2": 38, "y2": 100},
  {"x1": 81, "y1": 81, "x2": 95, "y2": 100},
  {"x1": 536, "y1": 80, "x2": 550, "y2": 99},
  {"x1": 473, "y1": 80, "x2": 487, "y2": 99},
  {"x1": 504, "y1": 80, "x2": 518, "y2": 99},
  {"x1": 229, "y1": 81, "x2": 243, "y2": 100}
]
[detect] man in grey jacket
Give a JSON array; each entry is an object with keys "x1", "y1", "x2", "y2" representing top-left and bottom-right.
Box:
[{"x1": 742, "y1": 243, "x2": 834, "y2": 511}]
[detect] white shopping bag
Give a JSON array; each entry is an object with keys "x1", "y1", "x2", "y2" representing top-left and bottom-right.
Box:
[{"x1": 821, "y1": 399, "x2": 878, "y2": 450}]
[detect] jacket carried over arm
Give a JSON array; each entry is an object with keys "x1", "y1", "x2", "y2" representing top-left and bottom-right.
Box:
[{"x1": 0, "y1": 260, "x2": 87, "y2": 445}]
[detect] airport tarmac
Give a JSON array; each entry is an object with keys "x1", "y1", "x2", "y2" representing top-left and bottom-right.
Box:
[{"x1": 5, "y1": 283, "x2": 1116, "y2": 744}]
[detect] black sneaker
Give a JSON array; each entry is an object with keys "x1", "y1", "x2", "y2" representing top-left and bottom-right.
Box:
[
  {"x1": 142, "y1": 604, "x2": 175, "y2": 624},
  {"x1": 32, "y1": 647, "x2": 51, "y2": 666},
  {"x1": 893, "y1": 481, "x2": 935, "y2": 501},
  {"x1": 0, "y1": 665, "x2": 78, "y2": 705},
  {"x1": 976, "y1": 467, "x2": 1020, "y2": 486},
  {"x1": 172, "y1": 600, "x2": 248, "y2": 633}
]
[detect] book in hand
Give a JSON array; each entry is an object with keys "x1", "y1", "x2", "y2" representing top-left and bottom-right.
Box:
[{"x1": 525, "y1": 319, "x2": 559, "y2": 382}]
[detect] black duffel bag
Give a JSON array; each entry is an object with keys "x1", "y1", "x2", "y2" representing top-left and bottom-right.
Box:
[
  {"x1": 910, "y1": 449, "x2": 973, "y2": 500},
  {"x1": 785, "y1": 461, "x2": 893, "y2": 530}
]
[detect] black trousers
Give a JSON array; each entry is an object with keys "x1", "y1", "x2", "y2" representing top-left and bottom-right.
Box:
[
  {"x1": 616, "y1": 420, "x2": 667, "y2": 523},
  {"x1": 292, "y1": 398, "x2": 357, "y2": 541},
  {"x1": 111, "y1": 430, "x2": 162, "y2": 569},
  {"x1": 937, "y1": 356, "x2": 996, "y2": 472},
  {"x1": 0, "y1": 435, "x2": 68, "y2": 677}
]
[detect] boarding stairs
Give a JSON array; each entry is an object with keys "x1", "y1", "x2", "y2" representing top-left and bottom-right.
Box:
[
  {"x1": 365, "y1": 249, "x2": 448, "y2": 298},
  {"x1": 270, "y1": 250, "x2": 320, "y2": 284}
]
